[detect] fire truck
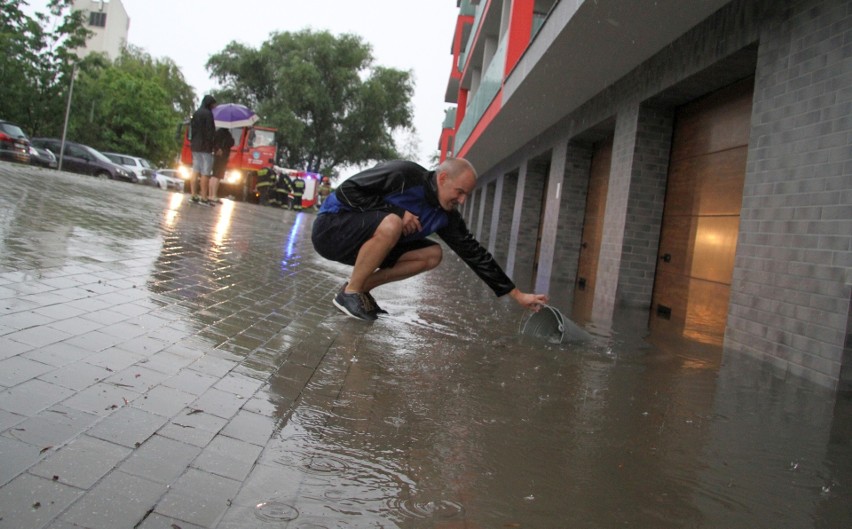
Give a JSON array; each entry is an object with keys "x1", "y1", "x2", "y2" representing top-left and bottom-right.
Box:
[
  {"x1": 176, "y1": 121, "x2": 278, "y2": 202},
  {"x1": 278, "y1": 169, "x2": 322, "y2": 209}
]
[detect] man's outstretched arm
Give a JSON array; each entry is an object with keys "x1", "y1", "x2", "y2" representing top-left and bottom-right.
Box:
[{"x1": 509, "y1": 288, "x2": 549, "y2": 312}]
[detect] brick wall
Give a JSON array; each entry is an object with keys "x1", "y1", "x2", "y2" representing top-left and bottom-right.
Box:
[
  {"x1": 617, "y1": 104, "x2": 673, "y2": 307},
  {"x1": 549, "y1": 142, "x2": 593, "y2": 313},
  {"x1": 493, "y1": 171, "x2": 518, "y2": 268},
  {"x1": 726, "y1": 0, "x2": 852, "y2": 389},
  {"x1": 479, "y1": 182, "x2": 496, "y2": 244},
  {"x1": 473, "y1": 187, "x2": 486, "y2": 239},
  {"x1": 470, "y1": 0, "x2": 849, "y2": 388}
]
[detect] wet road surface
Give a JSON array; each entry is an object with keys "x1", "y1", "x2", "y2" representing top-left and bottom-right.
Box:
[{"x1": 0, "y1": 162, "x2": 850, "y2": 528}]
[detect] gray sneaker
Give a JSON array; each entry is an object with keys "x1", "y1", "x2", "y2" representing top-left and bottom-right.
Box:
[
  {"x1": 365, "y1": 291, "x2": 388, "y2": 315},
  {"x1": 333, "y1": 290, "x2": 377, "y2": 321},
  {"x1": 339, "y1": 282, "x2": 387, "y2": 316}
]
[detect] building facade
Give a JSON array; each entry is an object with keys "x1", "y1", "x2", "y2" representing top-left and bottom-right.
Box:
[
  {"x1": 73, "y1": 0, "x2": 129, "y2": 61},
  {"x1": 440, "y1": 0, "x2": 851, "y2": 391}
]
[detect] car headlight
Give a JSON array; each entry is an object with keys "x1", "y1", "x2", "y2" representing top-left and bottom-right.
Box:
[
  {"x1": 178, "y1": 166, "x2": 191, "y2": 179},
  {"x1": 224, "y1": 170, "x2": 242, "y2": 184}
]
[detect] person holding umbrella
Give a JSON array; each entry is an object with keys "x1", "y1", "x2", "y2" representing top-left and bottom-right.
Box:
[
  {"x1": 210, "y1": 127, "x2": 235, "y2": 204},
  {"x1": 190, "y1": 95, "x2": 217, "y2": 205}
]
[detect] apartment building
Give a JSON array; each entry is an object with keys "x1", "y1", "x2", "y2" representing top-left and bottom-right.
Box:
[
  {"x1": 440, "y1": 0, "x2": 851, "y2": 391},
  {"x1": 73, "y1": 0, "x2": 130, "y2": 60}
]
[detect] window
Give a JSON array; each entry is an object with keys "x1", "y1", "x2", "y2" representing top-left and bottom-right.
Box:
[
  {"x1": 66, "y1": 145, "x2": 87, "y2": 158},
  {"x1": 89, "y1": 11, "x2": 107, "y2": 27}
]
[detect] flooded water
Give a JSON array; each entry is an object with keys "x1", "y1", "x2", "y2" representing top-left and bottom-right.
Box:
[
  {"x1": 234, "y1": 261, "x2": 852, "y2": 529},
  {"x1": 1, "y1": 168, "x2": 848, "y2": 529}
]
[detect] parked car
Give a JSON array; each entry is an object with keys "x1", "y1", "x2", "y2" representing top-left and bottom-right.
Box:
[
  {"x1": 30, "y1": 138, "x2": 134, "y2": 181},
  {"x1": 103, "y1": 152, "x2": 155, "y2": 184},
  {"x1": 29, "y1": 144, "x2": 58, "y2": 169},
  {"x1": 0, "y1": 120, "x2": 32, "y2": 165},
  {"x1": 153, "y1": 168, "x2": 186, "y2": 191}
]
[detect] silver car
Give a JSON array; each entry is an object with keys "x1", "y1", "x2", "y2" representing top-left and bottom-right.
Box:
[
  {"x1": 154, "y1": 168, "x2": 186, "y2": 191},
  {"x1": 103, "y1": 152, "x2": 155, "y2": 184}
]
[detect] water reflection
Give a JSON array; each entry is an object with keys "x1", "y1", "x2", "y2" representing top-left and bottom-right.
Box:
[
  {"x1": 163, "y1": 192, "x2": 184, "y2": 228},
  {"x1": 213, "y1": 198, "x2": 235, "y2": 246},
  {"x1": 251, "y1": 272, "x2": 851, "y2": 529},
  {"x1": 284, "y1": 212, "x2": 305, "y2": 261}
]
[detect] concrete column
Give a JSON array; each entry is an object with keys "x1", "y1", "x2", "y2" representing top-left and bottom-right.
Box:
[
  {"x1": 478, "y1": 182, "x2": 496, "y2": 247},
  {"x1": 465, "y1": 186, "x2": 477, "y2": 226},
  {"x1": 505, "y1": 161, "x2": 528, "y2": 279},
  {"x1": 591, "y1": 105, "x2": 639, "y2": 323},
  {"x1": 488, "y1": 176, "x2": 504, "y2": 255},
  {"x1": 475, "y1": 186, "x2": 487, "y2": 240},
  {"x1": 618, "y1": 105, "x2": 673, "y2": 308},
  {"x1": 534, "y1": 142, "x2": 568, "y2": 295},
  {"x1": 494, "y1": 170, "x2": 520, "y2": 271}
]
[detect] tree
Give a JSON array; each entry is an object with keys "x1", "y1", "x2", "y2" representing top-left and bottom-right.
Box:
[
  {"x1": 1, "y1": 2, "x2": 193, "y2": 165},
  {"x1": 0, "y1": 0, "x2": 90, "y2": 136},
  {"x1": 206, "y1": 29, "x2": 414, "y2": 176},
  {"x1": 114, "y1": 45, "x2": 195, "y2": 117},
  {"x1": 69, "y1": 46, "x2": 195, "y2": 165}
]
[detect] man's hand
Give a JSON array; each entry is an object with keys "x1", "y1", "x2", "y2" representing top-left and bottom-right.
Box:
[
  {"x1": 509, "y1": 288, "x2": 549, "y2": 312},
  {"x1": 401, "y1": 211, "x2": 421, "y2": 237}
]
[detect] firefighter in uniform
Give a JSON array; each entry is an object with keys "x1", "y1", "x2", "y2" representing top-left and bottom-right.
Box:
[
  {"x1": 291, "y1": 173, "x2": 306, "y2": 211},
  {"x1": 273, "y1": 170, "x2": 294, "y2": 208},
  {"x1": 316, "y1": 176, "x2": 332, "y2": 210},
  {"x1": 255, "y1": 159, "x2": 276, "y2": 206}
]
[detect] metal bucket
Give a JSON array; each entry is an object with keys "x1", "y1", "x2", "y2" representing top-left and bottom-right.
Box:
[{"x1": 520, "y1": 304, "x2": 567, "y2": 344}]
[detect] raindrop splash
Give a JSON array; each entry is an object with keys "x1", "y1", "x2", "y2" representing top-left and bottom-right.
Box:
[{"x1": 255, "y1": 500, "x2": 299, "y2": 522}]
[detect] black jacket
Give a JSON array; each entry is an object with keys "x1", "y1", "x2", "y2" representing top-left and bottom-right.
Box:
[
  {"x1": 190, "y1": 95, "x2": 216, "y2": 153},
  {"x1": 212, "y1": 128, "x2": 234, "y2": 177},
  {"x1": 322, "y1": 160, "x2": 516, "y2": 297}
]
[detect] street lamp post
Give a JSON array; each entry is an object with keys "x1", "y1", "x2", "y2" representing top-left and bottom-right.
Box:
[{"x1": 58, "y1": 63, "x2": 78, "y2": 172}]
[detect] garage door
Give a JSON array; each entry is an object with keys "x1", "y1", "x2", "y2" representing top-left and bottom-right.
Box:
[{"x1": 650, "y1": 77, "x2": 754, "y2": 344}]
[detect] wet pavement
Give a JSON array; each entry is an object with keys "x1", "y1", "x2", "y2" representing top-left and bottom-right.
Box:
[{"x1": 0, "y1": 161, "x2": 850, "y2": 529}]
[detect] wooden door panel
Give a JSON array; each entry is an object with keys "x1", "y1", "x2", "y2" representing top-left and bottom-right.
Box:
[
  {"x1": 651, "y1": 77, "x2": 753, "y2": 344},
  {"x1": 690, "y1": 216, "x2": 739, "y2": 284},
  {"x1": 669, "y1": 78, "x2": 754, "y2": 161},
  {"x1": 664, "y1": 147, "x2": 748, "y2": 217}
]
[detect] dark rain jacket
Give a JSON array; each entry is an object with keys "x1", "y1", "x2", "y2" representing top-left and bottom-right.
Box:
[
  {"x1": 190, "y1": 95, "x2": 216, "y2": 153},
  {"x1": 318, "y1": 160, "x2": 516, "y2": 297},
  {"x1": 212, "y1": 127, "x2": 234, "y2": 177}
]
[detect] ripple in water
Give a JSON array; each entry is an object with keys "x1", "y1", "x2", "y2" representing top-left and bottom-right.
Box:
[
  {"x1": 389, "y1": 498, "x2": 465, "y2": 521},
  {"x1": 271, "y1": 449, "x2": 350, "y2": 476},
  {"x1": 255, "y1": 500, "x2": 299, "y2": 522}
]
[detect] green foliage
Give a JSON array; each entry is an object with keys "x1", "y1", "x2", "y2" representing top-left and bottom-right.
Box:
[
  {"x1": 206, "y1": 29, "x2": 414, "y2": 176},
  {"x1": 0, "y1": 0, "x2": 90, "y2": 136},
  {"x1": 70, "y1": 46, "x2": 195, "y2": 165},
  {"x1": 0, "y1": 2, "x2": 194, "y2": 166}
]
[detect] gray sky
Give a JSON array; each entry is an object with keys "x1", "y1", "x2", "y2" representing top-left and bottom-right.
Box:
[{"x1": 28, "y1": 0, "x2": 460, "y2": 167}]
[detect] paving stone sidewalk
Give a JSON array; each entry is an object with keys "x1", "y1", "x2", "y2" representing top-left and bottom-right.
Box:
[{"x1": 0, "y1": 162, "x2": 359, "y2": 528}]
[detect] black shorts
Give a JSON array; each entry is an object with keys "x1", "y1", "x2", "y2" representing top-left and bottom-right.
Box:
[{"x1": 311, "y1": 211, "x2": 438, "y2": 269}]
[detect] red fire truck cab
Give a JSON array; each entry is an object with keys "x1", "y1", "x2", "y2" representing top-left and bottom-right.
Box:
[{"x1": 177, "y1": 121, "x2": 278, "y2": 202}]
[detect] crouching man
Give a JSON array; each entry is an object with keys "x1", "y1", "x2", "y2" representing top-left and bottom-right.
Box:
[{"x1": 311, "y1": 157, "x2": 548, "y2": 321}]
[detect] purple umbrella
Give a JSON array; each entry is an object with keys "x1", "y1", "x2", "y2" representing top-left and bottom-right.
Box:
[{"x1": 212, "y1": 103, "x2": 260, "y2": 129}]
